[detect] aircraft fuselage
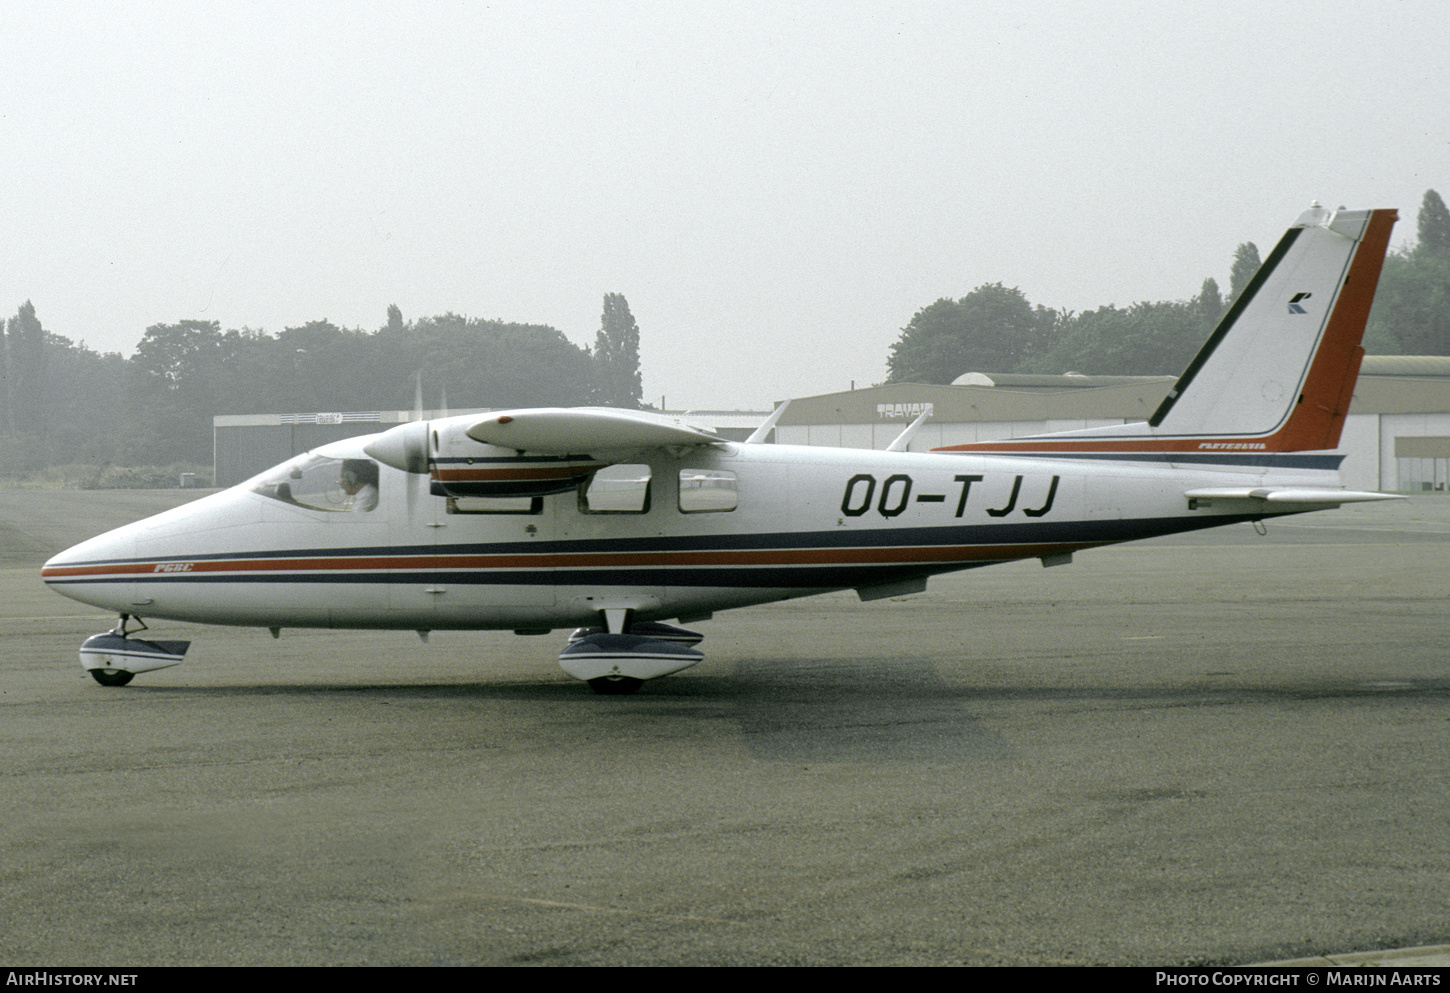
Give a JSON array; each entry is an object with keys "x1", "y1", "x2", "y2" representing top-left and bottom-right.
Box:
[
  {"x1": 41, "y1": 438, "x2": 1325, "y2": 632},
  {"x1": 38, "y1": 204, "x2": 1402, "y2": 692}
]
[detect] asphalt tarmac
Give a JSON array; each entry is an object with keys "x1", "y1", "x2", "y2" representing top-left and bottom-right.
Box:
[{"x1": 2, "y1": 489, "x2": 1448, "y2": 966}]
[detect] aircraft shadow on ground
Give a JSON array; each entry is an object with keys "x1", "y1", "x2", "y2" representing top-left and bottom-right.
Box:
[{"x1": 107, "y1": 668, "x2": 1450, "y2": 764}]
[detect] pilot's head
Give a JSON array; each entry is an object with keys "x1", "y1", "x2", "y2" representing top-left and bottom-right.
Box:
[{"x1": 341, "y1": 459, "x2": 378, "y2": 492}]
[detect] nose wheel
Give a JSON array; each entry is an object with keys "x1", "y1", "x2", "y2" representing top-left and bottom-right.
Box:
[
  {"x1": 587, "y1": 675, "x2": 645, "y2": 695},
  {"x1": 560, "y1": 618, "x2": 705, "y2": 693},
  {"x1": 78, "y1": 615, "x2": 189, "y2": 686}
]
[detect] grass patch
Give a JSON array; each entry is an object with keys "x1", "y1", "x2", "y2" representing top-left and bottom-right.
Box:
[{"x1": 0, "y1": 463, "x2": 215, "y2": 489}]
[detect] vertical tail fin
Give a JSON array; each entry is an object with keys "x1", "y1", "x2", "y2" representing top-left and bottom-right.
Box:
[
  {"x1": 935, "y1": 205, "x2": 1397, "y2": 455},
  {"x1": 1147, "y1": 205, "x2": 1397, "y2": 450}
]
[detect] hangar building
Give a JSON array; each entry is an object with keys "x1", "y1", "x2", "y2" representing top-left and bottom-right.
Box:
[
  {"x1": 772, "y1": 356, "x2": 1450, "y2": 493},
  {"x1": 213, "y1": 357, "x2": 1450, "y2": 494}
]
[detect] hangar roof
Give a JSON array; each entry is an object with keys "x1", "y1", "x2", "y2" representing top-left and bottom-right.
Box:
[
  {"x1": 1360, "y1": 355, "x2": 1450, "y2": 377},
  {"x1": 776, "y1": 357, "x2": 1450, "y2": 425}
]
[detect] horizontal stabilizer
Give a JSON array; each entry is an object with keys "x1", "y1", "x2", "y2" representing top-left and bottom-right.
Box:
[
  {"x1": 1184, "y1": 487, "x2": 1403, "y2": 505},
  {"x1": 886, "y1": 403, "x2": 934, "y2": 452},
  {"x1": 744, "y1": 399, "x2": 791, "y2": 444},
  {"x1": 466, "y1": 407, "x2": 721, "y2": 454}
]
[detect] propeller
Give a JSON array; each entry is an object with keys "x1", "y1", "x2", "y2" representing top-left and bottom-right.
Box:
[{"x1": 364, "y1": 373, "x2": 434, "y2": 521}]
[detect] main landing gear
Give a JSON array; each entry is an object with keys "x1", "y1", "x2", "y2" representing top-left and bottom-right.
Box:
[
  {"x1": 79, "y1": 615, "x2": 190, "y2": 687},
  {"x1": 75, "y1": 612, "x2": 703, "y2": 694},
  {"x1": 557, "y1": 619, "x2": 706, "y2": 695}
]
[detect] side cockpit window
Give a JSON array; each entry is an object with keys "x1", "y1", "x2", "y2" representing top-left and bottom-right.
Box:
[
  {"x1": 252, "y1": 454, "x2": 380, "y2": 513},
  {"x1": 678, "y1": 469, "x2": 737, "y2": 512},
  {"x1": 580, "y1": 464, "x2": 651, "y2": 514}
]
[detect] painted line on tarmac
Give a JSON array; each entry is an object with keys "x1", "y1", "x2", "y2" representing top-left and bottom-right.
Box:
[
  {"x1": 1267, "y1": 521, "x2": 1450, "y2": 536},
  {"x1": 1260, "y1": 942, "x2": 1450, "y2": 966},
  {"x1": 5, "y1": 614, "x2": 112, "y2": 621},
  {"x1": 516, "y1": 896, "x2": 749, "y2": 926}
]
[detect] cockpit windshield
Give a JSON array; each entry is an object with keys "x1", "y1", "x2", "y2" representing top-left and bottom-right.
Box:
[{"x1": 251, "y1": 454, "x2": 380, "y2": 512}]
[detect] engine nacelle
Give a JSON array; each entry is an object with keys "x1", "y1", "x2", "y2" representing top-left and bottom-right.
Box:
[
  {"x1": 429, "y1": 417, "x2": 608, "y2": 496},
  {"x1": 365, "y1": 417, "x2": 608, "y2": 497}
]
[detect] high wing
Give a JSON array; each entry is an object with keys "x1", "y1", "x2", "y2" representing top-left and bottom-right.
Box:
[
  {"x1": 464, "y1": 407, "x2": 721, "y2": 453},
  {"x1": 365, "y1": 406, "x2": 721, "y2": 497}
]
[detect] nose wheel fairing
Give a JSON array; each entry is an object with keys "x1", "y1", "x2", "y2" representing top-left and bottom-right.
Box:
[{"x1": 78, "y1": 617, "x2": 189, "y2": 686}]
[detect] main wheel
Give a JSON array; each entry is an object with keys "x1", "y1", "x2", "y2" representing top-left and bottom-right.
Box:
[
  {"x1": 90, "y1": 668, "x2": 135, "y2": 687},
  {"x1": 588, "y1": 676, "x2": 644, "y2": 695}
]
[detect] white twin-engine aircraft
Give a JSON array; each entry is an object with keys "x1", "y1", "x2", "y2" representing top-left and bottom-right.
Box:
[{"x1": 44, "y1": 205, "x2": 1400, "y2": 694}]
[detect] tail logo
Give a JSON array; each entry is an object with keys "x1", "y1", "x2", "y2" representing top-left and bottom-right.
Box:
[{"x1": 1287, "y1": 291, "x2": 1313, "y2": 314}]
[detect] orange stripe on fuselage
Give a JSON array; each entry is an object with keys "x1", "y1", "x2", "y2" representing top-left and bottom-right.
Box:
[{"x1": 40, "y1": 541, "x2": 1101, "y2": 580}]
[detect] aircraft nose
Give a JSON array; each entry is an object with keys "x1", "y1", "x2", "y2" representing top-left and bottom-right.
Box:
[{"x1": 41, "y1": 525, "x2": 140, "y2": 611}]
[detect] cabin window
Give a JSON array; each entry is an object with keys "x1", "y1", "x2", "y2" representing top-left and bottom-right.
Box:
[
  {"x1": 251, "y1": 454, "x2": 380, "y2": 513},
  {"x1": 580, "y1": 464, "x2": 651, "y2": 513},
  {"x1": 447, "y1": 496, "x2": 543, "y2": 515},
  {"x1": 678, "y1": 469, "x2": 737, "y2": 513}
]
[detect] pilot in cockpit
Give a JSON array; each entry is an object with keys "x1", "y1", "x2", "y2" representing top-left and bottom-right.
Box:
[{"x1": 340, "y1": 459, "x2": 379, "y2": 512}]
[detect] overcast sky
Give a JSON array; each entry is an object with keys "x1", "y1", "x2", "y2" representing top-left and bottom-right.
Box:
[{"x1": 4, "y1": 1, "x2": 1447, "y2": 411}]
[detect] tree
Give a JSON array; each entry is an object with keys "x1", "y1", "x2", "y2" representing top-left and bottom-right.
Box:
[
  {"x1": 407, "y1": 313, "x2": 594, "y2": 410},
  {"x1": 5, "y1": 302, "x2": 50, "y2": 439},
  {"x1": 275, "y1": 319, "x2": 365, "y2": 412},
  {"x1": 1364, "y1": 189, "x2": 1450, "y2": 355},
  {"x1": 1043, "y1": 299, "x2": 1212, "y2": 376},
  {"x1": 6, "y1": 302, "x2": 47, "y2": 435},
  {"x1": 1416, "y1": 189, "x2": 1450, "y2": 256},
  {"x1": 1194, "y1": 277, "x2": 1223, "y2": 327},
  {"x1": 1228, "y1": 242, "x2": 1261, "y2": 305},
  {"x1": 125, "y1": 320, "x2": 227, "y2": 463},
  {"x1": 39, "y1": 334, "x2": 126, "y2": 466},
  {"x1": 130, "y1": 319, "x2": 224, "y2": 389},
  {"x1": 1364, "y1": 249, "x2": 1450, "y2": 356},
  {"x1": 0, "y1": 306, "x2": 8, "y2": 435},
  {"x1": 885, "y1": 283, "x2": 1049, "y2": 383},
  {"x1": 0, "y1": 305, "x2": 132, "y2": 474},
  {"x1": 592, "y1": 293, "x2": 643, "y2": 408}
]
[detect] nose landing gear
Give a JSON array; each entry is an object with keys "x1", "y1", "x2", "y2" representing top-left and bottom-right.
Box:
[
  {"x1": 79, "y1": 615, "x2": 190, "y2": 687},
  {"x1": 558, "y1": 620, "x2": 705, "y2": 694}
]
